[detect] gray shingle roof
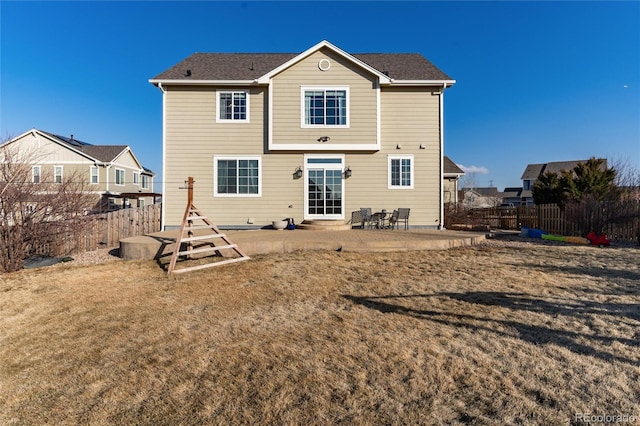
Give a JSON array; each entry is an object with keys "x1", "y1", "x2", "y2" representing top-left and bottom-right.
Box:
[
  {"x1": 43, "y1": 131, "x2": 128, "y2": 163},
  {"x1": 152, "y1": 52, "x2": 452, "y2": 82},
  {"x1": 520, "y1": 160, "x2": 599, "y2": 180},
  {"x1": 443, "y1": 156, "x2": 464, "y2": 175}
]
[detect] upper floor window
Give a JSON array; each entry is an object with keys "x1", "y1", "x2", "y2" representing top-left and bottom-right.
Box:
[
  {"x1": 214, "y1": 156, "x2": 261, "y2": 197},
  {"x1": 90, "y1": 166, "x2": 99, "y2": 184},
  {"x1": 302, "y1": 87, "x2": 348, "y2": 127},
  {"x1": 115, "y1": 168, "x2": 125, "y2": 185},
  {"x1": 133, "y1": 172, "x2": 140, "y2": 185},
  {"x1": 32, "y1": 166, "x2": 41, "y2": 183},
  {"x1": 217, "y1": 91, "x2": 249, "y2": 122},
  {"x1": 54, "y1": 166, "x2": 63, "y2": 184},
  {"x1": 141, "y1": 174, "x2": 149, "y2": 190},
  {"x1": 388, "y1": 155, "x2": 414, "y2": 189},
  {"x1": 523, "y1": 180, "x2": 531, "y2": 191}
]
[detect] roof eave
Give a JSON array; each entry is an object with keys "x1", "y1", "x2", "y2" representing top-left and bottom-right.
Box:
[
  {"x1": 387, "y1": 79, "x2": 456, "y2": 87},
  {"x1": 149, "y1": 79, "x2": 261, "y2": 86}
]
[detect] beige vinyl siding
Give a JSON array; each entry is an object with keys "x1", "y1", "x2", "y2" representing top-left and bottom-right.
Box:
[
  {"x1": 271, "y1": 48, "x2": 378, "y2": 147},
  {"x1": 17, "y1": 133, "x2": 92, "y2": 164},
  {"x1": 162, "y1": 77, "x2": 444, "y2": 229},
  {"x1": 337, "y1": 86, "x2": 442, "y2": 227}
]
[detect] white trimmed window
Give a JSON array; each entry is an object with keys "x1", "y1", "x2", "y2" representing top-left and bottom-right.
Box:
[
  {"x1": 32, "y1": 166, "x2": 41, "y2": 183},
  {"x1": 90, "y1": 166, "x2": 99, "y2": 184},
  {"x1": 138, "y1": 199, "x2": 145, "y2": 208},
  {"x1": 214, "y1": 156, "x2": 261, "y2": 197},
  {"x1": 302, "y1": 87, "x2": 348, "y2": 127},
  {"x1": 54, "y1": 166, "x2": 63, "y2": 183},
  {"x1": 133, "y1": 172, "x2": 140, "y2": 185},
  {"x1": 115, "y1": 168, "x2": 125, "y2": 185},
  {"x1": 217, "y1": 91, "x2": 249, "y2": 122},
  {"x1": 388, "y1": 155, "x2": 414, "y2": 189},
  {"x1": 141, "y1": 174, "x2": 149, "y2": 190}
]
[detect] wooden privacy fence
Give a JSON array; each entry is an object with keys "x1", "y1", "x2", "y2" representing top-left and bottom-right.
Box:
[
  {"x1": 467, "y1": 201, "x2": 639, "y2": 242},
  {"x1": 29, "y1": 204, "x2": 162, "y2": 256}
]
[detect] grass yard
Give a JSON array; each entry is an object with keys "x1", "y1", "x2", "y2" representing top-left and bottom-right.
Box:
[{"x1": 1, "y1": 238, "x2": 639, "y2": 425}]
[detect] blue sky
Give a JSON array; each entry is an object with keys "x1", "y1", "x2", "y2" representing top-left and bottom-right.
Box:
[{"x1": 2, "y1": 1, "x2": 639, "y2": 191}]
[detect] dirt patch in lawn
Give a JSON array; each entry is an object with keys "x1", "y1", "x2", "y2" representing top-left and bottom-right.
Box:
[{"x1": 1, "y1": 238, "x2": 638, "y2": 425}]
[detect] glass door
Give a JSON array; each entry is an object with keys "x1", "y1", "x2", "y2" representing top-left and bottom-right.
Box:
[{"x1": 304, "y1": 156, "x2": 344, "y2": 220}]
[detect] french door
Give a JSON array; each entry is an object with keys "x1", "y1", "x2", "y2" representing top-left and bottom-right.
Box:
[{"x1": 304, "y1": 155, "x2": 345, "y2": 220}]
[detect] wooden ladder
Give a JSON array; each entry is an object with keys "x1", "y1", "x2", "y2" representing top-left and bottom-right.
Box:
[{"x1": 167, "y1": 177, "x2": 250, "y2": 274}]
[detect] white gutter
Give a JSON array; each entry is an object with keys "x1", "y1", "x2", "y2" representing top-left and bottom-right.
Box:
[
  {"x1": 387, "y1": 79, "x2": 456, "y2": 86},
  {"x1": 149, "y1": 79, "x2": 259, "y2": 86},
  {"x1": 158, "y1": 82, "x2": 167, "y2": 230},
  {"x1": 439, "y1": 83, "x2": 447, "y2": 230}
]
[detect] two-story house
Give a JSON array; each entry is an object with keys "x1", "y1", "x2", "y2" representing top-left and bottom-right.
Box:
[
  {"x1": 150, "y1": 40, "x2": 454, "y2": 230},
  {"x1": 520, "y1": 159, "x2": 605, "y2": 205},
  {"x1": 3, "y1": 129, "x2": 157, "y2": 211}
]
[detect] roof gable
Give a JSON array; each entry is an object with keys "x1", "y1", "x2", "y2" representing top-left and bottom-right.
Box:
[{"x1": 4, "y1": 129, "x2": 153, "y2": 173}]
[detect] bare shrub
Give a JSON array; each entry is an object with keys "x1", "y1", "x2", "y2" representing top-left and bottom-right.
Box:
[{"x1": 0, "y1": 142, "x2": 99, "y2": 272}]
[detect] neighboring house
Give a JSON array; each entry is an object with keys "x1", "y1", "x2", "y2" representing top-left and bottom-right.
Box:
[
  {"x1": 499, "y1": 187, "x2": 525, "y2": 206},
  {"x1": 459, "y1": 187, "x2": 500, "y2": 209},
  {"x1": 443, "y1": 156, "x2": 465, "y2": 205},
  {"x1": 520, "y1": 159, "x2": 606, "y2": 205},
  {"x1": 3, "y1": 129, "x2": 157, "y2": 211},
  {"x1": 150, "y1": 40, "x2": 455, "y2": 229}
]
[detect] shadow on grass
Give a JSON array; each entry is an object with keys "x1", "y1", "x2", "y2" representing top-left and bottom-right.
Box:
[
  {"x1": 343, "y1": 292, "x2": 640, "y2": 366},
  {"x1": 522, "y1": 262, "x2": 640, "y2": 288}
]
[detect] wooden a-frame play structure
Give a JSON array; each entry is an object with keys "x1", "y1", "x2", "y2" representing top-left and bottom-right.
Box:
[{"x1": 167, "y1": 177, "x2": 250, "y2": 274}]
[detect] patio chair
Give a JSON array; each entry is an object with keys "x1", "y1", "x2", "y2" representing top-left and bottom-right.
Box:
[
  {"x1": 388, "y1": 209, "x2": 399, "y2": 230},
  {"x1": 350, "y1": 210, "x2": 364, "y2": 229},
  {"x1": 397, "y1": 208, "x2": 410, "y2": 230},
  {"x1": 360, "y1": 208, "x2": 374, "y2": 228}
]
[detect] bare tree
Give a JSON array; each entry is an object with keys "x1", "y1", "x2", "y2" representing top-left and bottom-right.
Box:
[{"x1": 0, "y1": 140, "x2": 99, "y2": 272}]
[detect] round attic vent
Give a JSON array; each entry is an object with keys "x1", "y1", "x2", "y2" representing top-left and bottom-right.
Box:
[{"x1": 318, "y1": 59, "x2": 331, "y2": 71}]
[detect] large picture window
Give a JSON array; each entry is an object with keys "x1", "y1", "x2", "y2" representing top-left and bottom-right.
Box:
[
  {"x1": 388, "y1": 155, "x2": 414, "y2": 189},
  {"x1": 214, "y1": 156, "x2": 261, "y2": 197},
  {"x1": 302, "y1": 87, "x2": 348, "y2": 127},
  {"x1": 217, "y1": 91, "x2": 248, "y2": 122}
]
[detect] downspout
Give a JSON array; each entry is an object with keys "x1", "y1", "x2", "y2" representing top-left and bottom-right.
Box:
[
  {"x1": 439, "y1": 83, "x2": 447, "y2": 230},
  {"x1": 158, "y1": 82, "x2": 167, "y2": 230}
]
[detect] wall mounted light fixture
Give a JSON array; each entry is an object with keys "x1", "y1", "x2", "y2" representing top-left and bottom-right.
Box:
[
  {"x1": 294, "y1": 166, "x2": 303, "y2": 179},
  {"x1": 344, "y1": 166, "x2": 352, "y2": 178},
  {"x1": 317, "y1": 136, "x2": 330, "y2": 142},
  {"x1": 396, "y1": 144, "x2": 402, "y2": 149}
]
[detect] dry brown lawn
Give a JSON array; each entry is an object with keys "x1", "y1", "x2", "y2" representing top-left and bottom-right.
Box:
[{"x1": 1, "y1": 238, "x2": 639, "y2": 425}]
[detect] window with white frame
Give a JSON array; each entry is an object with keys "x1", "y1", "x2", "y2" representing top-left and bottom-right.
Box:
[
  {"x1": 217, "y1": 91, "x2": 249, "y2": 122},
  {"x1": 54, "y1": 166, "x2": 63, "y2": 183},
  {"x1": 138, "y1": 199, "x2": 145, "y2": 208},
  {"x1": 133, "y1": 172, "x2": 140, "y2": 185},
  {"x1": 90, "y1": 166, "x2": 99, "y2": 184},
  {"x1": 32, "y1": 166, "x2": 41, "y2": 183},
  {"x1": 115, "y1": 168, "x2": 125, "y2": 185},
  {"x1": 141, "y1": 174, "x2": 149, "y2": 190},
  {"x1": 388, "y1": 155, "x2": 414, "y2": 189},
  {"x1": 302, "y1": 87, "x2": 348, "y2": 127},
  {"x1": 214, "y1": 156, "x2": 261, "y2": 197}
]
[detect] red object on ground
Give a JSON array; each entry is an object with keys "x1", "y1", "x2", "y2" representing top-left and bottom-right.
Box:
[{"x1": 587, "y1": 232, "x2": 610, "y2": 247}]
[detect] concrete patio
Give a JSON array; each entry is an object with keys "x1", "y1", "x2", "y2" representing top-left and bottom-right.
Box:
[{"x1": 119, "y1": 228, "x2": 488, "y2": 261}]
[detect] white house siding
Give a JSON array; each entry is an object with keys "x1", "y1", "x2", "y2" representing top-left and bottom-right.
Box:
[{"x1": 271, "y1": 48, "x2": 378, "y2": 148}]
